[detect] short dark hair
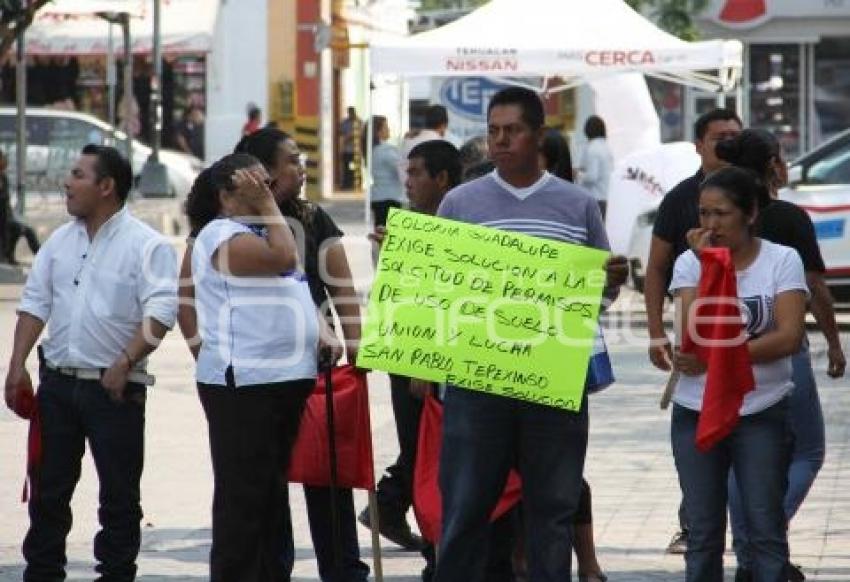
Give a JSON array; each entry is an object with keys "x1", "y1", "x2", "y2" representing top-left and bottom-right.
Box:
[
  {"x1": 694, "y1": 108, "x2": 742, "y2": 141},
  {"x1": 541, "y1": 128, "x2": 573, "y2": 181},
  {"x1": 700, "y1": 166, "x2": 769, "y2": 217},
  {"x1": 584, "y1": 116, "x2": 606, "y2": 139},
  {"x1": 458, "y1": 136, "x2": 488, "y2": 170},
  {"x1": 81, "y1": 144, "x2": 132, "y2": 202},
  {"x1": 487, "y1": 86, "x2": 544, "y2": 130},
  {"x1": 408, "y1": 140, "x2": 462, "y2": 190},
  {"x1": 234, "y1": 127, "x2": 292, "y2": 170},
  {"x1": 186, "y1": 153, "x2": 259, "y2": 233},
  {"x1": 424, "y1": 105, "x2": 448, "y2": 130}
]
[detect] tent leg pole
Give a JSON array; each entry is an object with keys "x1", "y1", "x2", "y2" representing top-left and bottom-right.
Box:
[
  {"x1": 365, "y1": 74, "x2": 374, "y2": 232},
  {"x1": 368, "y1": 490, "x2": 384, "y2": 582}
]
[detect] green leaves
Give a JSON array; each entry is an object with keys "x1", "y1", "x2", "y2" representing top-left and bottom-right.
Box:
[{"x1": 625, "y1": 0, "x2": 710, "y2": 41}]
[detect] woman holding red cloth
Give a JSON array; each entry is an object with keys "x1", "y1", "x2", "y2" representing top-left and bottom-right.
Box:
[{"x1": 669, "y1": 166, "x2": 807, "y2": 582}]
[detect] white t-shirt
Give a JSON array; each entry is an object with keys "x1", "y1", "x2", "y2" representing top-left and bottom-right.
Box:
[
  {"x1": 579, "y1": 137, "x2": 613, "y2": 202},
  {"x1": 669, "y1": 239, "x2": 808, "y2": 415},
  {"x1": 192, "y1": 219, "x2": 319, "y2": 387}
]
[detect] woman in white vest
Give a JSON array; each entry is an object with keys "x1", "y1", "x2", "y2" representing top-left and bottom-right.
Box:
[{"x1": 186, "y1": 152, "x2": 339, "y2": 582}]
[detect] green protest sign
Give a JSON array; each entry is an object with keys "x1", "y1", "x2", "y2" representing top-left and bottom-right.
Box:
[{"x1": 358, "y1": 208, "x2": 609, "y2": 411}]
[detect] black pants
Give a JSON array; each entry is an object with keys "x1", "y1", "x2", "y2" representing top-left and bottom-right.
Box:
[
  {"x1": 24, "y1": 371, "x2": 146, "y2": 582},
  {"x1": 374, "y1": 374, "x2": 423, "y2": 519},
  {"x1": 341, "y1": 153, "x2": 355, "y2": 190},
  {"x1": 371, "y1": 201, "x2": 402, "y2": 228},
  {"x1": 198, "y1": 380, "x2": 313, "y2": 582},
  {"x1": 280, "y1": 485, "x2": 369, "y2": 581},
  {"x1": 6, "y1": 219, "x2": 40, "y2": 261}
]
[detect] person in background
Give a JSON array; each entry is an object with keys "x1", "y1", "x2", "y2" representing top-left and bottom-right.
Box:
[
  {"x1": 242, "y1": 103, "x2": 262, "y2": 137},
  {"x1": 458, "y1": 135, "x2": 488, "y2": 178},
  {"x1": 0, "y1": 149, "x2": 40, "y2": 265},
  {"x1": 644, "y1": 108, "x2": 743, "y2": 555},
  {"x1": 175, "y1": 105, "x2": 205, "y2": 160},
  {"x1": 4, "y1": 145, "x2": 178, "y2": 581},
  {"x1": 714, "y1": 129, "x2": 846, "y2": 582},
  {"x1": 399, "y1": 105, "x2": 449, "y2": 182},
  {"x1": 671, "y1": 166, "x2": 806, "y2": 581},
  {"x1": 540, "y1": 127, "x2": 607, "y2": 582},
  {"x1": 339, "y1": 106, "x2": 361, "y2": 190},
  {"x1": 578, "y1": 115, "x2": 613, "y2": 218},
  {"x1": 362, "y1": 141, "x2": 463, "y2": 580},
  {"x1": 363, "y1": 115, "x2": 405, "y2": 227}
]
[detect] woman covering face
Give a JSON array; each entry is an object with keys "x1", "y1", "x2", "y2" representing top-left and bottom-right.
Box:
[{"x1": 669, "y1": 166, "x2": 808, "y2": 582}]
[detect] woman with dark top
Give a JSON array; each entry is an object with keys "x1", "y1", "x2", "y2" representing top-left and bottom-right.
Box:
[
  {"x1": 233, "y1": 128, "x2": 368, "y2": 582},
  {"x1": 183, "y1": 153, "x2": 339, "y2": 581},
  {"x1": 713, "y1": 129, "x2": 846, "y2": 582}
]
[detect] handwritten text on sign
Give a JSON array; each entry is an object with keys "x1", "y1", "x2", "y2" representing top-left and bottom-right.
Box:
[{"x1": 358, "y1": 209, "x2": 609, "y2": 411}]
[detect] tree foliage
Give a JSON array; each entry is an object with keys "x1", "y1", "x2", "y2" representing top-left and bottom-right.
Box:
[
  {"x1": 0, "y1": 0, "x2": 53, "y2": 62},
  {"x1": 624, "y1": 0, "x2": 710, "y2": 41}
]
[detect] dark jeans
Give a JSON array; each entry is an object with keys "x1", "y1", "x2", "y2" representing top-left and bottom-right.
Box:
[
  {"x1": 434, "y1": 387, "x2": 588, "y2": 582},
  {"x1": 23, "y1": 370, "x2": 146, "y2": 582},
  {"x1": 374, "y1": 374, "x2": 423, "y2": 519},
  {"x1": 341, "y1": 152, "x2": 355, "y2": 190},
  {"x1": 729, "y1": 347, "x2": 825, "y2": 569},
  {"x1": 280, "y1": 486, "x2": 369, "y2": 582},
  {"x1": 371, "y1": 200, "x2": 402, "y2": 228},
  {"x1": 198, "y1": 380, "x2": 313, "y2": 582},
  {"x1": 672, "y1": 401, "x2": 791, "y2": 582}
]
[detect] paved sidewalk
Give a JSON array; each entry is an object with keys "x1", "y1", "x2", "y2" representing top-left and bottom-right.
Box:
[{"x1": 0, "y1": 199, "x2": 848, "y2": 580}]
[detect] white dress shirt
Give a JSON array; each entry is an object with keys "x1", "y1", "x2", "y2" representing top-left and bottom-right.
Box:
[{"x1": 18, "y1": 206, "x2": 179, "y2": 370}]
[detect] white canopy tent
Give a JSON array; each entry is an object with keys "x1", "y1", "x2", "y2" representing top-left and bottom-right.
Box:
[
  {"x1": 25, "y1": 0, "x2": 218, "y2": 55},
  {"x1": 364, "y1": 0, "x2": 742, "y2": 224},
  {"x1": 370, "y1": 0, "x2": 742, "y2": 93}
]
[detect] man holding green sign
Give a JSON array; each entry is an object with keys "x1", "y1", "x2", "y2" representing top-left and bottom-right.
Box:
[{"x1": 374, "y1": 86, "x2": 625, "y2": 581}]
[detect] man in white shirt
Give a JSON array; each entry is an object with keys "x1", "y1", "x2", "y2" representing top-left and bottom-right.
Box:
[
  {"x1": 398, "y1": 104, "x2": 449, "y2": 183},
  {"x1": 578, "y1": 115, "x2": 614, "y2": 218},
  {"x1": 4, "y1": 145, "x2": 178, "y2": 582}
]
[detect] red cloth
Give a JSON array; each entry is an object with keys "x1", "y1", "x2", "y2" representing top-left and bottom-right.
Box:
[
  {"x1": 287, "y1": 365, "x2": 375, "y2": 490},
  {"x1": 719, "y1": 0, "x2": 766, "y2": 23},
  {"x1": 412, "y1": 395, "x2": 522, "y2": 543},
  {"x1": 8, "y1": 375, "x2": 41, "y2": 503},
  {"x1": 681, "y1": 247, "x2": 755, "y2": 452}
]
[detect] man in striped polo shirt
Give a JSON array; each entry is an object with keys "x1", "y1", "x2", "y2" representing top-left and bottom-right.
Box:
[{"x1": 432, "y1": 86, "x2": 628, "y2": 582}]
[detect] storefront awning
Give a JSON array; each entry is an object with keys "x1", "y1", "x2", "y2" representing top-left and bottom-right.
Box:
[{"x1": 25, "y1": 0, "x2": 219, "y2": 55}]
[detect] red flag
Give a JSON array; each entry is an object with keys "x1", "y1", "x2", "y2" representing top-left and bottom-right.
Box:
[
  {"x1": 287, "y1": 365, "x2": 375, "y2": 490},
  {"x1": 8, "y1": 374, "x2": 41, "y2": 503},
  {"x1": 681, "y1": 247, "x2": 755, "y2": 452},
  {"x1": 412, "y1": 395, "x2": 522, "y2": 543},
  {"x1": 719, "y1": 0, "x2": 766, "y2": 23}
]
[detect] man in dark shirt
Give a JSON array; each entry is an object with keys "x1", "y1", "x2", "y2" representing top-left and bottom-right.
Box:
[
  {"x1": 645, "y1": 108, "x2": 742, "y2": 371},
  {"x1": 643, "y1": 108, "x2": 742, "y2": 554}
]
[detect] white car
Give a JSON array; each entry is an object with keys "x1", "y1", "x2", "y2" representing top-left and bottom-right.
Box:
[
  {"x1": 782, "y1": 129, "x2": 850, "y2": 301},
  {"x1": 0, "y1": 107, "x2": 202, "y2": 199},
  {"x1": 627, "y1": 131, "x2": 850, "y2": 301}
]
